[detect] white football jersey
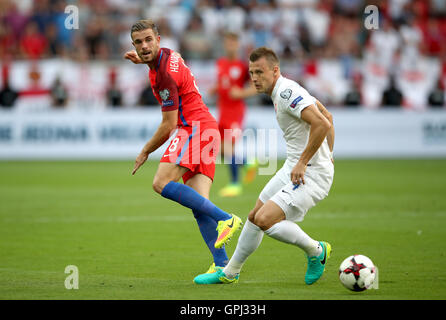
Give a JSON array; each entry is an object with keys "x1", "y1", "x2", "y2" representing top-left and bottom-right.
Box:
[{"x1": 271, "y1": 75, "x2": 332, "y2": 169}]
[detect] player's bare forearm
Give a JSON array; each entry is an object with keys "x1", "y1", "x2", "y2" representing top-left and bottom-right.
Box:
[
  {"x1": 141, "y1": 123, "x2": 174, "y2": 154},
  {"x1": 229, "y1": 84, "x2": 257, "y2": 99},
  {"x1": 132, "y1": 122, "x2": 175, "y2": 175},
  {"x1": 132, "y1": 108, "x2": 178, "y2": 176},
  {"x1": 240, "y1": 84, "x2": 257, "y2": 99},
  {"x1": 316, "y1": 100, "x2": 335, "y2": 152},
  {"x1": 290, "y1": 121, "x2": 330, "y2": 185},
  {"x1": 290, "y1": 105, "x2": 331, "y2": 184},
  {"x1": 140, "y1": 109, "x2": 178, "y2": 156},
  {"x1": 298, "y1": 119, "x2": 331, "y2": 166}
]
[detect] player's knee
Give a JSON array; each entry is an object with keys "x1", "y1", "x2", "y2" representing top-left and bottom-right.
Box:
[
  {"x1": 152, "y1": 177, "x2": 169, "y2": 194},
  {"x1": 248, "y1": 206, "x2": 261, "y2": 224},
  {"x1": 253, "y1": 213, "x2": 273, "y2": 231},
  {"x1": 248, "y1": 210, "x2": 256, "y2": 223},
  {"x1": 248, "y1": 199, "x2": 264, "y2": 223}
]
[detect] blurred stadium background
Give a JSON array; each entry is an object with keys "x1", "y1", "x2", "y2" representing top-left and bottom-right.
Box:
[{"x1": 1, "y1": 0, "x2": 446, "y2": 161}]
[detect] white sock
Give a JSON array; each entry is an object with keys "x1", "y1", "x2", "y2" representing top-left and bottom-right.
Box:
[
  {"x1": 264, "y1": 220, "x2": 322, "y2": 257},
  {"x1": 223, "y1": 220, "x2": 264, "y2": 278}
]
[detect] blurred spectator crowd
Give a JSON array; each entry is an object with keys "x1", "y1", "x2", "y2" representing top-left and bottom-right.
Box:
[{"x1": 0, "y1": 0, "x2": 445, "y2": 109}]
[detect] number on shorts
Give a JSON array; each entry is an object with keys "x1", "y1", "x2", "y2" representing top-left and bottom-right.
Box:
[{"x1": 169, "y1": 137, "x2": 180, "y2": 152}]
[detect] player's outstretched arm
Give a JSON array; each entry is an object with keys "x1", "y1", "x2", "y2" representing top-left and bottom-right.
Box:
[
  {"x1": 132, "y1": 110, "x2": 178, "y2": 175},
  {"x1": 229, "y1": 83, "x2": 257, "y2": 100},
  {"x1": 124, "y1": 50, "x2": 143, "y2": 64}
]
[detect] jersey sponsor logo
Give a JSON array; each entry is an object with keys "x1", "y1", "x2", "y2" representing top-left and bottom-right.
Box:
[
  {"x1": 280, "y1": 89, "x2": 292, "y2": 100},
  {"x1": 159, "y1": 89, "x2": 170, "y2": 101},
  {"x1": 289, "y1": 96, "x2": 303, "y2": 109}
]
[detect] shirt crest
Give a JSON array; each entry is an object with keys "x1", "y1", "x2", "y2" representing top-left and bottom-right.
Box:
[
  {"x1": 280, "y1": 89, "x2": 292, "y2": 100},
  {"x1": 159, "y1": 89, "x2": 170, "y2": 101}
]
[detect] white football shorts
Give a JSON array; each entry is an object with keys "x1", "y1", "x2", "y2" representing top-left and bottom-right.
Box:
[{"x1": 259, "y1": 159, "x2": 334, "y2": 222}]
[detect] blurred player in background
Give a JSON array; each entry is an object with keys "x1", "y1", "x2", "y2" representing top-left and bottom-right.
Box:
[
  {"x1": 124, "y1": 20, "x2": 242, "y2": 277},
  {"x1": 209, "y1": 32, "x2": 257, "y2": 197},
  {"x1": 194, "y1": 47, "x2": 335, "y2": 285}
]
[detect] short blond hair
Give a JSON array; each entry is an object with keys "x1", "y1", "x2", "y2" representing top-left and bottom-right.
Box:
[{"x1": 249, "y1": 47, "x2": 279, "y2": 68}]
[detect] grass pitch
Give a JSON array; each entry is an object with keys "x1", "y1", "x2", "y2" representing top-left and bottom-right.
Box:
[{"x1": 0, "y1": 159, "x2": 445, "y2": 300}]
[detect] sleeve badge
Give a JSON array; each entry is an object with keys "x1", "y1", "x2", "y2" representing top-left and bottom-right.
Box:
[
  {"x1": 159, "y1": 89, "x2": 170, "y2": 101},
  {"x1": 280, "y1": 89, "x2": 292, "y2": 100}
]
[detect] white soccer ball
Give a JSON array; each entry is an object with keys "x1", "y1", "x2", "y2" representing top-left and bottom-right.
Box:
[{"x1": 339, "y1": 255, "x2": 376, "y2": 292}]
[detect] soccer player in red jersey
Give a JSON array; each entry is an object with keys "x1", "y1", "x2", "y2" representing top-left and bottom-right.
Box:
[
  {"x1": 124, "y1": 20, "x2": 242, "y2": 276},
  {"x1": 209, "y1": 32, "x2": 257, "y2": 197}
]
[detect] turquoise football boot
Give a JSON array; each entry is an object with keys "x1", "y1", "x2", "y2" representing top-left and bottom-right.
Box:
[
  {"x1": 305, "y1": 241, "x2": 332, "y2": 285},
  {"x1": 193, "y1": 268, "x2": 239, "y2": 284}
]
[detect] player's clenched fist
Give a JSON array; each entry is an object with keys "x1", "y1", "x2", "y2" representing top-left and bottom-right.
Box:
[
  {"x1": 290, "y1": 161, "x2": 306, "y2": 185},
  {"x1": 124, "y1": 50, "x2": 142, "y2": 64}
]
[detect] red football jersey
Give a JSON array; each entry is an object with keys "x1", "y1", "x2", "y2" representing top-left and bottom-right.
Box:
[
  {"x1": 149, "y1": 48, "x2": 216, "y2": 127},
  {"x1": 215, "y1": 57, "x2": 250, "y2": 120}
]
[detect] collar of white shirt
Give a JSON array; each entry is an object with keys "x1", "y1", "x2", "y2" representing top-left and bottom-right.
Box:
[{"x1": 271, "y1": 75, "x2": 285, "y2": 101}]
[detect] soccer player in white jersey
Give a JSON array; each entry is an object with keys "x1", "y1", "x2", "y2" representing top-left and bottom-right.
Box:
[{"x1": 193, "y1": 47, "x2": 335, "y2": 285}]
